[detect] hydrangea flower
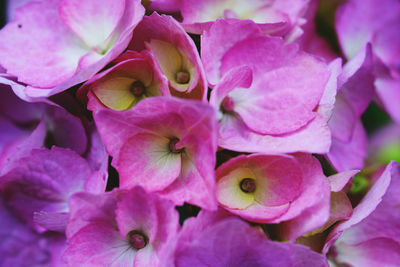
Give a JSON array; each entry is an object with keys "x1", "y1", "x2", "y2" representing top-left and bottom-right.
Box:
[
  {"x1": 95, "y1": 96, "x2": 218, "y2": 209},
  {"x1": 215, "y1": 153, "x2": 330, "y2": 226},
  {"x1": 0, "y1": 0, "x2": 144, "y2": 100},
  {"x1": 64, "y1": 187, "x2": 179, "y2": 266},
  {"x1": 205, "y1": 19, "x2": 333, "y2": 153}
]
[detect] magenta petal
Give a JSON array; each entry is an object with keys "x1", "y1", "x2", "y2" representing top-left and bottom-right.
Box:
[
  {"x1": 116, "y1": 187, "x2": 158, "y2": 240},
  {"x1": 0, "y1": 119, "x2": 46, "y2": 175},
  {"x1": 0, "y1": 196, "x2": 62, "y2": 266},
  {"x1": 33, "y1": 211, "x2": 69, "y2": 232},
  {"x1": 279, "y1": 178, "x2": 330, "y2": 240},
  {"x1": 327, "y1": 120, "x2": 367, "y2": 172},
  {"x1": 66, "y1": 191, "x2": 119, "y2": 239},
  {"x1": 375, "y1": 78, "x2": 400, "y2": 124},
  {"x1": 338, "y1": 45, "x2": 374, "y2": 118},
  {"x1": 0, "y1": 147, "x2": 91, "y2": 230},
  {"x1": 272, "y1": 153, "x2": 329, "y2": 223},
  {"x1": 201, "y1": 18, "x2": 263, "y2": 86}
]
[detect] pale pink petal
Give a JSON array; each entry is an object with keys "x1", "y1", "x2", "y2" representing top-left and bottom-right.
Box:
[
  {"x1": 336, "y1": 238, "x2": 400, "y2": 267},
  {"x1": 59, "y1": 0, "x2": 125, "y2": 47},
  {"x1": 116, "y1": 133, "x2": 182, "y2": 191},
  {"x1": 0, "y1": 0, "x2": 87, "y2": 88},
  {"x1": 328, "y1": 170, "x2": 359, "y2": 192},
  {"x1": 317, "y1": 58, "x2": 342, "y2": 121}
]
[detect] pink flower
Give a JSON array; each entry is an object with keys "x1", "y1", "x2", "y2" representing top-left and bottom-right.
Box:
[
  {"x1": 78, "y1": 50, "x2": 169, "y2": 113},
  {"x1": 215, "y1": 153, "x2": 330, "y2": 225},
  {"x1": 95, "y1": 96, "x2": 218, "y2": 209},
  {"x1": 64, "y1": 187, "x2": 179, "y2": 267},
  {"x1": 129, "y1": 13, "x2": 207, "y2": 100},
  {"x1": 0, "y1": 0, "x2": 144, "y2": 100},
  {"x1": 205, "y1": 19, "x2": 333, "y2": 153}
]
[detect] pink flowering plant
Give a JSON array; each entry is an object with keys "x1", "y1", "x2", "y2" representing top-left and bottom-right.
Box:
[{"x1": 0, "y1": 0, "x2": 399, "y2": 266}]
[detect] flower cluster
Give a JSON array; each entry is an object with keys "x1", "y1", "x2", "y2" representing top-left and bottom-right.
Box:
[{"x1": 0, "y1": 0, "x2": 399, "y2": 266}]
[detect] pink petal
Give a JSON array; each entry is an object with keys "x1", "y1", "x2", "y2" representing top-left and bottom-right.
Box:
[
  {"x1": 328, "y1": 170, "x2": 359, "y2": 192},
  {"x1": 66, "y1": 191, "x2": 119, "y2": 239},
  {"x1": 327, "y1": 120, "x2": 367, "y2": 172},
  {"x1": 335, "y1": 0, "x2": 400, "y2": 59},
  {"x1": 209, "y1": 66, "x2": 253, "y2": 109},
  {"x1": 271, "y1": 153, "x2": 328, "y2": 223},
  {"x1": 117, "y1": 133, "x2": 182, "y2": 191},
  {"x1": 336, "y1": 238, "x2": 400, "y2": 267},
  {"x1": 59, "y1": 0, "x2": 125, "y2": 47},
  {"x1": 116, "y1": 187, "x2": 158, "y2": 241},
  {"x1": 0, "y1": 0, "x2": 87, "y2": 88}
]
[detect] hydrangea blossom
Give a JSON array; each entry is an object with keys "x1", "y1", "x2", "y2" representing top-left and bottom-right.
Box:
[
  {"x1": 215, "y1": 153, "x2": 330, "y2": 228},
  {"x1": 0, "y1": 0, "x2": 144, "y2": 99},
  {"x1": 205, "y1": 19, "x2": 332, "y2": 153},
  {"x1": 64, "y1": 187, "x2": 179, "y2": 266},
  {"x1": 95, "y1": 96, "x2": 218, "y2": 209}
]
